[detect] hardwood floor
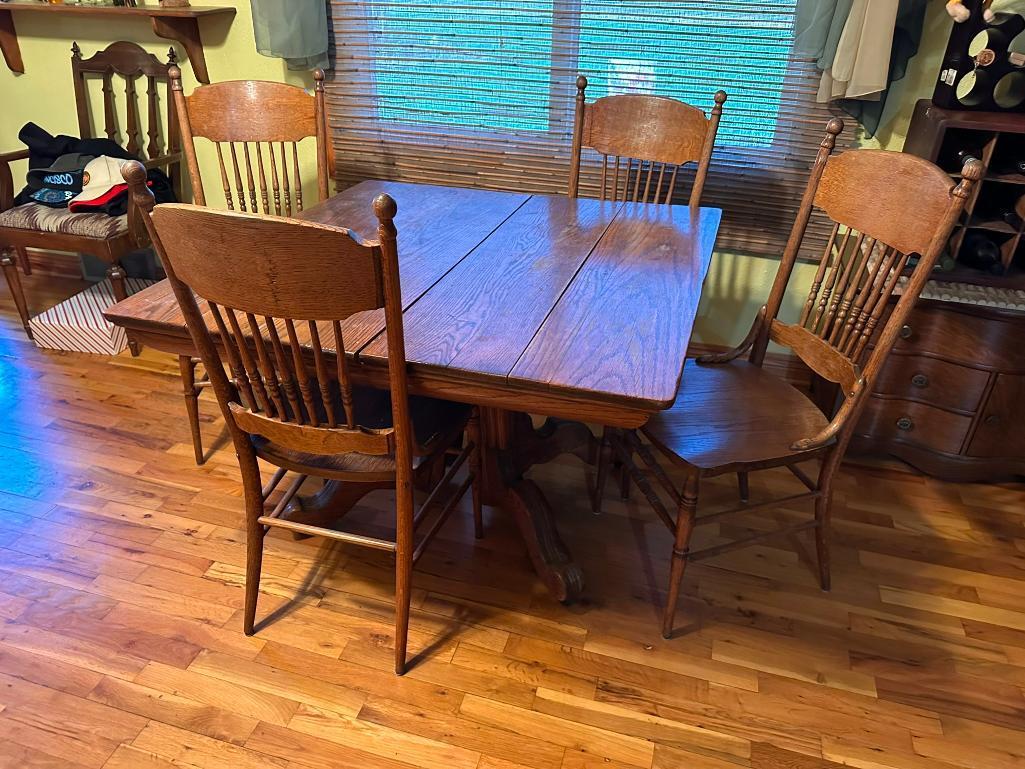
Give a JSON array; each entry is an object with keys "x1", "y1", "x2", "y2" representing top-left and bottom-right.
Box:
[{"x1": 1, "y1": 275, "x2": 1025, "y2": 768}]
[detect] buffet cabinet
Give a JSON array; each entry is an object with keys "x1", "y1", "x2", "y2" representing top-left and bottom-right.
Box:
[{"x1": 849, "y1": 299, "x2": 1025, "y2": 481}]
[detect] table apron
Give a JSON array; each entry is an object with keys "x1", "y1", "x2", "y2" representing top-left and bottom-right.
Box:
[{"x1": 125, "y1": 327, "x2": 652, "y2": 429}]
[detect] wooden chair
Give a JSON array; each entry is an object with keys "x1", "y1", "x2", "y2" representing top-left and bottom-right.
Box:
[
  {"x1": 170, "y1": 65, "x2": 334, "y2": 465},
  {"x1": 122, "y1": 160, "x2": 482, "y2": 676},
  {"x1": 569, "y1": 74, "x2": 726, "y2": 503},
  {"x1": 0, "y1": 41, "x2": 181, "y2": 354},
  {"x1": 599, "y1": 120, "x2": 982, "y2": 638},
  {"x1": 568, "y1": 75, "x2": 726, "y2": 205}
]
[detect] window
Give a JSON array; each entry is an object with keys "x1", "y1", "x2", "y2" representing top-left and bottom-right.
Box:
[{"x1": 328, "y1": 1, "x2": 853, "y2": 258}]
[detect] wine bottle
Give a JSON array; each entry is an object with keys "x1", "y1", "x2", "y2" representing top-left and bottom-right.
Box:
[
  {"x1": 960, "y1": 232, "x2": 1005, "y2": 275},
  {"x1": 998, "y1": 207, "x2": 1024, "y2": 229}
]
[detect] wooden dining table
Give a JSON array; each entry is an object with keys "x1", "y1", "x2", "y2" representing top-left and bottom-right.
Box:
[{"x1": 104, "y1": 180, "x2": 721, "y2": 603}]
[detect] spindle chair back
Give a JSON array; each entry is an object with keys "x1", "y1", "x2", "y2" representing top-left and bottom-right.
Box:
[
  {"x1": 123, "y1": 161, "x2": 481, "y2": 675},
  {"x1": 171, "y1": 67, "x2": 332, "y2": 215},
  {"x1": 751, "y1": 126, "x2": 980, "y2": 450},
  {"x1": 72, "y1": 40, "x2": 180, "y2": 166},
  {"x1": 568, "y1": 75, "x2": 726, "y2": 206}
]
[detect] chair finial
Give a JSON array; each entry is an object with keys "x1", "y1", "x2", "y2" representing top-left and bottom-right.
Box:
[
  {"x1": 71, "y1": 42, "x2": 82, "y2": 59},
  {"x1": 167, "y1": 47, "x2": 178, "y2": 65},
  {"x1": 373, "y1": 193, "x2": 397, "y2": 222},
  {"x1": 168, "y1": 64, "x2": 183, "y2": 91},
  {"x1": 713, "y1": 90, "x2": 727, "y2": 106},
  {"x1": 576, "y1": 74, "x2": 588, "y2": 92}
]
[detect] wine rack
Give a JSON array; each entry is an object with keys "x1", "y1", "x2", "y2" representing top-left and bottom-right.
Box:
[{"x1": 904, "y1": 99, "x2": 1025, "y2": 288}]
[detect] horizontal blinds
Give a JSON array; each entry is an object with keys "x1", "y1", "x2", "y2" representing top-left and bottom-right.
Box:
[{"x1": 325, "y1": 0, "x2": 857, "y2": 259}]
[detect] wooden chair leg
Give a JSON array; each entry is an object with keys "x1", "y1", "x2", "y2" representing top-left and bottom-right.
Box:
[
  {"x1": 593, "y1": 427, "x2": 614, "y2": 514},
  {"x1": 15, "y1": 247, "x2": 31, "y2": 276},
  {"x1": 815, "y1": 491, "x2": 832, "y2": 592},
  {"x1": 241, "y1": 457, "x2": 266, "y2": 636},
  {"x1": 737, "y1": 472, "x2": 749, "y2": 502},
  {"x1": 1, "y1": 249, "x2": 32, "y2": 338},
  {"x1": 107, "y1": 262, "x2": 140, "y2": 356},
  {"x1": 394, "y1": 490, "x2": 414, "y2": 676},
  {"x1": 467, "y1": 408, "x2": 484, "y2": 538},
  {"x1": 663, "y1": 469, "x2": 699, "y2": 639},
  {"x1": 179, "y1": 355, "x2": 204, "y2": 465}
]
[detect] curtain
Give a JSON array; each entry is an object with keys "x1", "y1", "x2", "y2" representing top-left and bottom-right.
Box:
[
  {"x1": 324, "y1": 0, "x2": 858, "y2": 260},
  {"x1": 251, "y1": 0, "x2": 330, "y2": 71}
]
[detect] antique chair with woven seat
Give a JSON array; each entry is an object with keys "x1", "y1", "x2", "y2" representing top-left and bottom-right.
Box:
[
  {"x1": 0, "y1": 41, "x2": 181, "y2": 354},
  {"x1": 123, "y1": 160, "x2": 482, "y2": 675},
  {"x1": 567, "y1": 74, "x2": 727, "y2": 503},
  {"x1": 169, "y1": 65, "x2": 334, "y2": 465},
  {"x1": 598, "y1": 119, "x2": 982, "y2": 638}
]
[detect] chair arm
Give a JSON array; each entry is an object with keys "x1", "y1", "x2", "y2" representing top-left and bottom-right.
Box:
[
  {"x1": 790, "y1": 375, "x2": 866, "y2": 452},
  {"x1": 695, "y1": 306, "x2": 766, "y2": 365},
  {"x1": 0, "y1": 148, "x2": 29, "y2": 212}
]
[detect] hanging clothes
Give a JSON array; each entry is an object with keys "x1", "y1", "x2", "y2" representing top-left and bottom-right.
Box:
[
  {"x1": 250, "y1": 0, "x2": 330, "y2": 71},
  {"x1": 794, "y1": 0, "x2": 855, "y2": 71},
  {"x1": 818, "y1": 0, "x2": 899, "y2": 101},
  {"x1": 837, "y1": 0, "x2": 929, "y2": 137}
]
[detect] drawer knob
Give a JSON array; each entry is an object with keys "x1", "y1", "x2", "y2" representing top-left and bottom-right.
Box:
[
  {"x1": 899, "y1": 324, "x2": 913, "y2": 340},
  {"x1": 896, "y1": 416, "x2": 914, "y2": 431},
  {"x1": 984, "y1": 413, "x2": 1000, "y2": 425},
  {"x1": 911, "y1": 373, "x2": 929, "y2": 388}
]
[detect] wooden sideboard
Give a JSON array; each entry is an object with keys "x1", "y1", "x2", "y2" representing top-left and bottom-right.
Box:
[{"x1": 849, "y1": 299, "x2": 1025, "y2": 481}]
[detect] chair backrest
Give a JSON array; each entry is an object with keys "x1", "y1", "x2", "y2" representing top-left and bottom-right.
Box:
[
  {"x1": 121, "y1": 161, "x2": 413, "y2": 472},
  {"x1": 71, "y1": 40, "x2": 179, "y2": 163},
  {"x1": 171, "y1": 68, "x2": 332, "y2": 215},
  {"x1": 751, "y1": 119, "x2": 982, "y2": 448},
  {"x1": 568, "y1": 75, "x2": 726, "y2": 207}
]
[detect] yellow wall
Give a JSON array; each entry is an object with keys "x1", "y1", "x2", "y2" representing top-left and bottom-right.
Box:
[{"x1": 0, "y1": 2, "x2": 957, "y2": 345}]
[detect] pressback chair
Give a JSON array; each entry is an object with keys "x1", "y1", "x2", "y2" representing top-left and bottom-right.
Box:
[
  {"x1": 600, "y1": 120, "x2": 982, "y2": 638},
  {"x1": 570, "y1": 74, "x2": 727, "y2": 502},
  {"x1": 170, "y1": 66, "x2": 334, "y2": 464},
  {"x1": 0, "y1": 41, "x2": 181, "y2": 352},
  {"x1": 568, "y1": 75, "x2": 726, "y2": 206},
  {"x1": 123, "y1": 161, "x2": 482, "y2": 675}
]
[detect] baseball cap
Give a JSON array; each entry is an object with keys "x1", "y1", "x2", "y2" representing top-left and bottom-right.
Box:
[
  {"x1": 68, "y1": 156, "x2": 129, "y2": 211},
  {"x1": 26, "y1": 153, "x2": 95, "y2": 207}
]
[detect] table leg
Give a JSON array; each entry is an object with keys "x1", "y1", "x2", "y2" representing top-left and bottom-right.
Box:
[
  {"x1": 280, "y1": 479, "x2": 390, "y2": 530},
  {"x1": 480, "y1": 409, "x2": 595, "y2": 603}
]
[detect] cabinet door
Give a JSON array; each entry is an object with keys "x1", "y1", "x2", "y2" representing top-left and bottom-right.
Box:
[{"x1": 967, "y1": 374, "x2": 1025, "y2": 458}]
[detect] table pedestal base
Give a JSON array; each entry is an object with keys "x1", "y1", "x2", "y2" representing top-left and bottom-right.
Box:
[{"x1": 277, "y1": 408, "x2": 598, "y2": 603}]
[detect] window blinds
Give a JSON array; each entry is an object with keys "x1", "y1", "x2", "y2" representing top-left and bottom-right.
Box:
[{"x1": 325, "y1": 0, "x2": 857, "y2": 259}]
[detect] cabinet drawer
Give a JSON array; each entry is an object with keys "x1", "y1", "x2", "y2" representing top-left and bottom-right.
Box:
[
  {"x1": 894, "y1": 306, "x2": 1025, "y2": 370},
  {"x1": 967, "y1": 373, "x2": 1025, "y2": 458},
  {"x1": 856, "y1": 397, "x2": 972, "y2": 455},
  {"x1": 872, "y1": 354, "x2": 989, "y2": 413}
]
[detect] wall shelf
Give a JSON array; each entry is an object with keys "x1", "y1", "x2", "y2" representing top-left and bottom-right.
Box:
[{"x1": 0, "y1": 3, "x2": 235, "y2": 83}]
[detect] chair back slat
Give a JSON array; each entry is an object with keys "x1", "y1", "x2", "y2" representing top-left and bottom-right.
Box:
[
  {"x1": 125, "y1": 169, "x2": 406, "y2": 461},
  {"x1": 751, "y1": 120, "x2": 981, "y2": 450},
  {"x1": 569, "y1": 75, "x2": 726, "y2": 207},
  {"x1": 71, "y1": 41, "x2": 177, "y2": 167},
  {"x1": 172, "y1": 69, "x2": 330, "y2": 213}
]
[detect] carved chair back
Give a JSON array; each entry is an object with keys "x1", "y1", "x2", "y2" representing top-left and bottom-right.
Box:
[
  {"x1": 123, "y1": 161, "x2": 412, "y2": 475},
  {"x1": 71, "y1": 41, "x2": 179, "y2": 164},
  {"x1": 751, "y1": 120, "x2": 982, "y2": 449},
  {"x1": 171, "y1": 68, "x2": 332, "y2": 215},
  {"x1": 568, "y1": 75, "x2": 726, "y2": 206}
]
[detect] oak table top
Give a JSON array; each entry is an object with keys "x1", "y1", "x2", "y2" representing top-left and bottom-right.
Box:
[
  {"x1": 106, "y1": 179, "x2": 721, "y2": 429},
  {"x1": 105, "y1": 179, "x2": 721, "y2": 601}
]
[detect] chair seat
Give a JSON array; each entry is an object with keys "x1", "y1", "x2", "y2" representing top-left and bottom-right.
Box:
[
  {"x1": 252, "y1": 387, "x2": 472, "y2": 480},
  {"x1": 642, "y1": 359, "x2": 831, "y2": 471},
  {"x1": 0, "y1": 203, "x2": 128, "y2": 240}
]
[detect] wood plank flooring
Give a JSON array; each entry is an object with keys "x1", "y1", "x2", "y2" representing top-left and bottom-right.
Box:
[{"x1": 1, "y1": 276, "x2": 1025, "y2": 768}]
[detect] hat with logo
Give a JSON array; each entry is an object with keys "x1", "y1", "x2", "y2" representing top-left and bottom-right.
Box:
[
  {"x1": 68, "y1": 156, "x2": 129, "y2": 212},
  {"x1": 26, "y1": 153, "x2": 95, "y2": 207}
]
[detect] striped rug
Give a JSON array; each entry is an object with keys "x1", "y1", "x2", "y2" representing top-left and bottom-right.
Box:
[{"x1": 29, "y1": 278, "x2": 155, "y2": 355}]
